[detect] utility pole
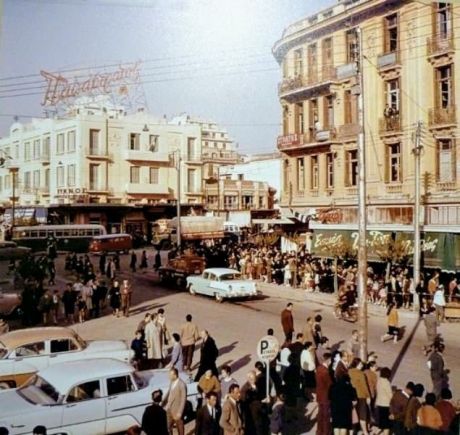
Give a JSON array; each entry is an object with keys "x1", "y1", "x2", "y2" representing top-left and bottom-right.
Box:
[
  {"x1": 412, "y1": 121, "x2": 423, "y2": 311},
  {"x1": 356, "y1": 27, "x2": 368, "y2": 362},
  {"x1": 172, "y1": 150, "x2": 182, "y2": 251}
]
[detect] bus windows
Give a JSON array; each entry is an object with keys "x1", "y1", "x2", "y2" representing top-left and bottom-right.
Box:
[{"x1": 38, "y1": 230, "x2": 47, "y2": 238}]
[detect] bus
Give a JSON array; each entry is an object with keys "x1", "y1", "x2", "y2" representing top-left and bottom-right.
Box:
[{"x1": 12, "y1": 224, "x2": 107, "y2": 253}]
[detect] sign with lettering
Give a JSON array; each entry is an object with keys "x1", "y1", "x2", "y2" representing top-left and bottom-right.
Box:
[
  {"x1": 41, "y1": 62, "x2": 141, "y2": 107},
  {"x1": 257, "y1": 335, "x2": 280, "y2": 362}
]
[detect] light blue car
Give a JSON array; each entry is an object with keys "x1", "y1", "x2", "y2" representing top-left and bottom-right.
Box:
[{"x1": 186, "y1": 268, "x2": 257, "y2": 302}]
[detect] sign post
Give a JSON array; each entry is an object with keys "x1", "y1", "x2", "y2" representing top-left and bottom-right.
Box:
[{"x1": 257, "y1": 335, "x2": 280, "y2": 400}]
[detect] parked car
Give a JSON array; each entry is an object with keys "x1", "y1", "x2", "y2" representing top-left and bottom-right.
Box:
[
  {"x1": 186, "y1": 268, "x2": 257, "y2": 302},
  {"x1": 0, "y1": 358, "x2": 198, "y2": 435},
  {"x1": 159, "y1": 254, "x2": 206, "y2": 288},
  {"x1": 0, "y1": 327, "x2": 134, "y2": 389},
  {"x1": 0, "y1": 241, "x2": 31, "y2": 261},
  {"x1": 0, "y1": 290, "x2": 22, "y2": 318},
  {"x1": 89, "y1": 233, "x2": 133, "y2": 254}
]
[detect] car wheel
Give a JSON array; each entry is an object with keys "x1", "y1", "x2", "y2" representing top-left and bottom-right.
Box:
[
  {"x1": 214, "y1": 293, "x2": 223, "y2": 303},
  {"x1": 189, "y1": 285, "x2": 196, "y2": 295},
  {"x1": 176, "y1": 277, "x2": 185, "y2": 288}
]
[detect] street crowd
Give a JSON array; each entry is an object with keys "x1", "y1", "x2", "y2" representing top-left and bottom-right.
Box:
[{"x1": 0, "y1": 241, "x2": 459, "y2": 435}]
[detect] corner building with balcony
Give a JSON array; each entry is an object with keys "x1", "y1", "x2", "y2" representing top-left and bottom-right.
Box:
[{"x1": 273, "y1": 0, "x2": 460, "y2": 269}]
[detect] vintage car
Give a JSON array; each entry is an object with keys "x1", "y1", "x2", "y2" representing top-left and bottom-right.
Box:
[
  {"x1": 158, "y1": 254, "x2": 206, "y2": 288},
  {"x1": 0, "y1": 327, "x2": 134, "y2": 389},
  {"x1": 186, "y1": 267, "x2": 257, "y2": 302},
  {"x1": 0, "y1": 358, "x2": 199, "y2": 435},
  {"x1": 0, "y1": 290, "x2": 22, "y2": 318}
]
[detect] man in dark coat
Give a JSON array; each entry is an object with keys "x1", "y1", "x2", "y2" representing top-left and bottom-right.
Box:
[
  {"x1": 195, "y1": 392, "x2": 221, "y2": 435},
  {"x1": 142, "y1": 389, "x2": 168, "y2": 435},
  {"x1": 428, "y1": 343, "x2": 447, "y2": 398},
  {"x1": 316, "y1": 352, "x2": 333, "y2": 435},
  {"x1": 195, "y1": 330, "x2": 219, "y2": 381},
  {"x1": 281, "y1": 303, "x2": 294, "y2": 341}
]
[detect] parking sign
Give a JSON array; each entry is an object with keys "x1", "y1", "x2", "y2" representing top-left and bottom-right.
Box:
[{"x1": 257, "y1": 335, "x2": 280, "y2": 362}]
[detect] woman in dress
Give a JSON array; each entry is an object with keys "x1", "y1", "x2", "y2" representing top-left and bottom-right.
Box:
[
  {"x1": 329, "y1": 374, "x2": 357, "y2": 435},
  {"x1": 375, "y1": 367, "x2": 392, "y2": 435},
  {"x1": 108, "y1": 280, "x2": 121, "y2": 317}
]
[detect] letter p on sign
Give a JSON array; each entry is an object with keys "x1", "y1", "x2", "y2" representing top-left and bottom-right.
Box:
[{"x1": 257, "y1": 336, "x2": 280, "y2": 362}]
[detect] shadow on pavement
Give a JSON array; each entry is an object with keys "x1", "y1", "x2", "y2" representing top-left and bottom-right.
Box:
[
  {"x1": 219, "y1": 341, "x2": 238, "y2": 358},
  {"x1": 390, "y1": 316, "x2": 422, "y2": 381}
]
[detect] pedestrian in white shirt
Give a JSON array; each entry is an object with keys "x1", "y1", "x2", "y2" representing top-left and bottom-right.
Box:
[{"x1": 433, "y1": 285, "x2": 446, "y2": 323}]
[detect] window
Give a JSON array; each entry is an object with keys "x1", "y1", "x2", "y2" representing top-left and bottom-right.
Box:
[
  {"x1": 130, "y1": 166, "x2": 140, "y2": 183},
  {"x1": 67, "y1": 380, "x2": 101, "y2": 402},
  {"x1": 437, "y1": 139, "x2": 456, "y2": 182},
  {"x1": 346, "y1": 29, "x2": 359, "y2": 63},
  {"x1": 224, "y1": 195, "x2": 238, "y2": 209},
  {"x1": 187, "y1": 137, "x2": 196, "y2": 160},
  {"x1": 187, "y1": 168, "x2": 196, "y2": 192},
  {"x1": 57, "y1": 133, "x2": 65, "y2": 154},
  {"x1": 89, "y1": 129, "x2": 100, "y2": 153},
  {"x1": 436, "y1": 65, "x2": 453, "y2": 108},
  {"x1": 259, "y1": 196, "x2": 264, "y2": 208},
  {"x1": 294, "y1": 48, "x2": 303, "y2": 76},
  {"x1": 324, "y1": 95, "x2": 334, "y2": 128},
  {"x1": 44, "y1": 169, "x2": 50, "y2": 188},
  {"x1": 311, "y1": 156, "x2": 319, "y2": 190},
  {"x1": 67, "y1": 164, "x2": 76, "y2": 186},
  {"x1": 4, "y1": 175, "x2": 10, "y2": 190},
  {"x1": 242, "y1": 195, "x2": 253, "y2": 209},
  {"x1": 107, "y1": 375, "x2": 134, "y2": 396},
  {"x1": 344, "y1": 90, "x2": 357, "y2": 124},
  {"x1": 326, "y1": 153, "x2": 334, "y2": 188},
  {"x1": 322, "y1": 38, "x2": 333, "y2": 68},
  {"x1": 346, "y1": 150, "x2": 358, "y2": 187},
  {"x1": 206, "y1": 195, "x2": 218, "y2": 207},
  {"x1": 89, "y1": 164, "x2": 99, "y2": 190},
  {"x1": 149, "y1": 167, "x2": 159, "y2": 184},
  {"x1": 295, "y1": 103, "x2": 304, "y2": 134},
  {"x1": 282, "y1": 106, "x2": 289, "y2": 135},
  {"x1": 33, "y1": 140, "x2": 40, "y2": 160},
  {"x1": 309, "y1": 99, "x2": 318, "y2": 132},
  {"x1": 384, "y1": 14, "x2": 398, "y2": 52},
  {"x1": 33, "y1": 170, "x2": 40, "y2": 188},
  {"x1": 297, "y1": 158, "x2": 305, "y2": 191},
  {"x1": 385, "y1": 79, "x2": 400, "y2": 113},
  {"x1": 50, "y1": 339, "x2": 78, "y2": 353},
  {"x1": 67, "y1": 130, "x2": 76, "y2": 152},
  {"x1": 387, "y1": 143, "x2": 401, "y2": 183},
  {"x1": 149, "y1": 135, "x2": 159, "y2": 152},
  {"x1": 43, "y1": 136, "x2": 50, "y2": 158},
  {"x1": 15, "y1": 342, "x2": 45, "y2": 357},
  {"x1": 283, "y1": 160, "x2": 289, "y2": 191},
  {"x1": 57, "y1": 166, "x2": 65, "y2": 187},
  {"x1": 24, "y1": 142, "x2": 31, "y2": 161},
  {"x1": 129, "y1": 133, "x2": 140, "y2": 150},
  {"x1": 24, "y1": 172, "x2": 31, "y2": 190},
  {"x1": 307, "y1": 43, "x2": 318, "y2": 80},
  {"x1": 436, "y1": 2, "x2": 452, "y2": 39}
]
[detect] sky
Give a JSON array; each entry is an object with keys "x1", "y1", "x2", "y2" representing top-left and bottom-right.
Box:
[{"x1": 0, "y1": 0, "x2": 336, "y2": 154}]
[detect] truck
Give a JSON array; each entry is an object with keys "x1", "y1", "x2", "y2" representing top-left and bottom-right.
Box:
[
  {"x1": 152, "y1": 216, "x2": 225, "y2": 250},
  {"x1": 158, "y1": 254, "x2": 206, "y2": 288}
]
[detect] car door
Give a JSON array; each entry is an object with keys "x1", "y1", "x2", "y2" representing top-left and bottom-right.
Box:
[
  {"x1": 13, "y1": 341, "x2": 49, "y2": 382},
  {"x1": 105, "y1": 374, "x2": 144, "y2": 433},
  {"x1": 205, "y1": 273, "x2": 217, "y2": 295},
  {"x1": 62, "y1": 379, "x2": 105, "y2": 434}
]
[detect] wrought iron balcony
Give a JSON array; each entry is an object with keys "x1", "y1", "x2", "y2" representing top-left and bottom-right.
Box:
[
  {"x1": 277, "y1": 129, "x2": 336, "y2": 152},
  {"x1": 427, "y1": 33, "x2": 454, "y2": 57},
  {"x1": 428, "y1": 105, "x2": 456, "y2": 127},
  {"x1": 336, "y1": 62, "x2": 358, "y2": 80},
  {"x1": 436, "y1": 181, "x2": 456, "y2": 192},
  {"x1": 379, "y1": 113, "x2": 402, "y2": 134},
  {"x1": 278, "y1": 66, "x2": 337, "y2": 99}
]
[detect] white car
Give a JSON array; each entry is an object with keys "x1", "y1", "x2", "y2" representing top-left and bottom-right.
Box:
[
  {"x1": 0, "y1": 327, "x2": 134, "y2": 389},
  {"x1": 186, "y1": 268, "x2": 257, "y2": 302},
  {"x1": 0, "y1": 358, "x2": 198, "y2": 435}
]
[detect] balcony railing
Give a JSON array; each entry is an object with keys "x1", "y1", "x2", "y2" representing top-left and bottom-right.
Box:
[
  {"x1": 427, "y1": 33, "x2": 454, "y2": 57},
  {"x1": 437, "y1": 181, "x2": 456, "y2": 191},
  {"x1": 428, "y1": 105, "x2": 456, "y2": 127},
  {"x1": 337, "y1": 123, "x2": 360, "y2": 139},
  {"x1": 278, "y1": 66, "x2": 337, "y2": 96},
  {"x1": 40, "y1": 153, "x2": 50, "y2": 164},
  {"x1": 336, "y1": 62, "x2": 358, "y2": 80},
  {"x1": 277, "y1": 129, "x2": 336, "y2": 151},
  {"x1": 379, "y1": 113, "x2": 402, "y2": 134},
  {"x1": 385, "y1": 183, "x2": 403, "y2": 194},
  {"x1": 377, "y1": 50, "x2": 400, "y2": 69},
  {"x1": 85, "y1": 147, "x2": 111, "y2": 159}
]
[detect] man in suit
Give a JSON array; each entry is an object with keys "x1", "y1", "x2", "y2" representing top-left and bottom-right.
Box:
[
  {"x1": 163, "y1": 368, "x2": 187, "y2": 435},
  {"x1": 428, "y1": 343, "x2": 447, "y2": 398},
  {"x1": 195, "y1": 391, "x2": 221, "y2": 435},
  {"x1": 220, "y1": 383, "x2": 244, "y2": 435},
  {"x1": 315, "y1": 353, "x2": 333, "y2": 435},
  {"x1": 142, "y1": 389, "x2": 168, "y2": 435},
  {"x1": 195, "y1": 330, "x2": 219, "y2": 381},
  {"x1": 280, "y1": 303, "x2": 294, "y2": 341}
]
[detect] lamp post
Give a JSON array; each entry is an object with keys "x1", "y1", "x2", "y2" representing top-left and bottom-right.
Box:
[{"x1": 170, "y1": 150, "x2": 182, "y2": 250}]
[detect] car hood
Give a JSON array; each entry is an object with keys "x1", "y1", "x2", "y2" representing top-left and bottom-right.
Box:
[
  {"x1": 85, "y1": 340, "x2": 129, "y2": 352},
  {"x1": 0, "y1": 389, "x2": 35, "y2": 419}
]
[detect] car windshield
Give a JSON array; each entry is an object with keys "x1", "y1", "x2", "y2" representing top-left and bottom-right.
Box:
[
  {"x1": 219, "y1": 273, "x2": 241, "y2": 281},
  {"x1": 18, "y1": 375, "x2": 60, "y2": 405},
  {"x1": 74, "y1": 334, "x2": 87, "y2": 350}
]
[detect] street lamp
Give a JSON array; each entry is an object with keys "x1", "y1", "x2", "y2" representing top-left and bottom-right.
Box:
[{"x1": 169, "y1": 150, "x2": 182, "y2": 250}]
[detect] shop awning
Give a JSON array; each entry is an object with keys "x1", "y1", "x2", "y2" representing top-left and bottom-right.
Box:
[{"x1": 252, "y1": 218, "x2": 294, "y2": 225}]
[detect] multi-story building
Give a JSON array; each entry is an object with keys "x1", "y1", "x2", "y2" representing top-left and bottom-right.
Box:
[
  {"x1": 0, "y1": 103, "x2": 274, "y2": 232},
  {"x1": 273, "y1": 0, "x2": 460, "y2": 268}
]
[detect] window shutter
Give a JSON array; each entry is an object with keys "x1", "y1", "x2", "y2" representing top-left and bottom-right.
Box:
[
  {"x1": 344, "y1": 151, "x2": 350, "y2": 187},
  {"x1": 435, "y1": 141, "x2": 440, "y2": 182},
  {"x1": 384, "y1": 145, "x2": 390, "y2": 183},
  {"x1": 398, "y1": 142, "x2": 403, "y2": 182},
  {"x1": 452, "y1": 139, "x2": 457, "y2": 182}
]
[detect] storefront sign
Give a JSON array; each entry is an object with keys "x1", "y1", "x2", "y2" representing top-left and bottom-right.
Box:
[{"x1": 56, "y1": 188, "x2": 87, "y2": 196}]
